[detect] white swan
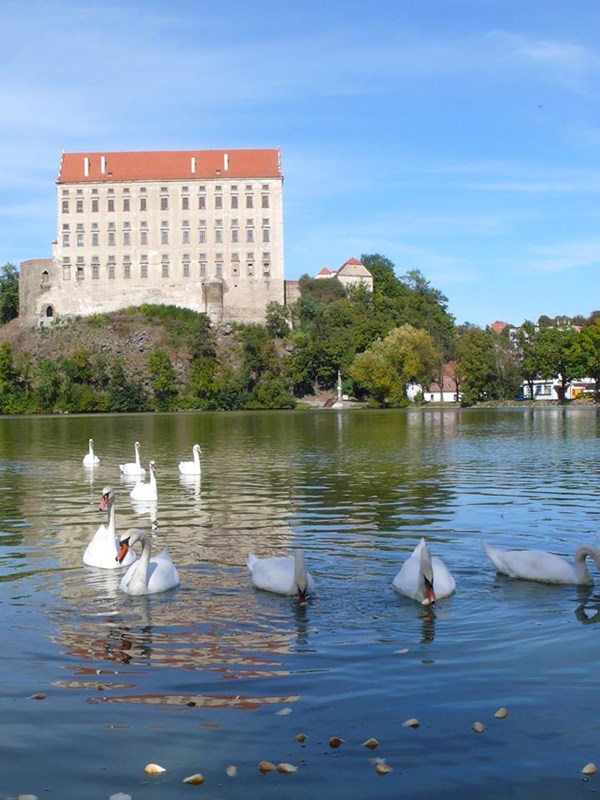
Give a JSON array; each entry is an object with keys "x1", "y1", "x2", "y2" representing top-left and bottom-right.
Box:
[
  {"x1": 116, "y1": 529, "x2": 180, "y2": 595},
  {"x1": 83, "y1": 487, "x2": 137, "y2": 569},
  {"x1": 483, "y1": 541, "x2": 600, "y2": 585},
  {"x1": 130, "y1": 461, "x2": 158, "y2": 502},
  {"x1": 178, "y1": 444, "x2": 202, "y2": 476},
  {"x1": 247, "y1": 549, "x2": 315, "y2": 601},
  {"x1": 83, "y1": 438, "x2": 100, "y2": 466},
  {"x1": 392, "y1": 538, "x2": 456, "y2": 604},
  {"x1": 119, "y1": 441, "x2": 146, "y2": 476}
]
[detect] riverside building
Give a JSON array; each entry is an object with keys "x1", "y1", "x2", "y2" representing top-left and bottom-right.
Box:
[{"x1": 19, "y1": 148, "x2": 284, "y2": 325}]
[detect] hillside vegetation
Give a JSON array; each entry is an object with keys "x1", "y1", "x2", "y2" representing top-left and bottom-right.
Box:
[{"x1": 0, "y1": 253, "x2": 598, "y2": 413}]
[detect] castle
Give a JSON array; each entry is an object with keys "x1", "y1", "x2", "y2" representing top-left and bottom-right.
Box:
[{"x1": 19, "y1": 149, "x2": 285, "y2": 326}]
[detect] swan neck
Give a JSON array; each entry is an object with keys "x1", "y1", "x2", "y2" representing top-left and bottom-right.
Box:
[
  {"x1": 131, "y1": 534, "x2": 151, "y2": 591},
  {"x1": 575, "y1": 545, "x2": 600, "y2": 577},
  {"x1": 107, "y1": 496, "x2": 116, "y2": 535},
  {"x1": 294, "y1": 550, "x2": 307, "y2": 591}
]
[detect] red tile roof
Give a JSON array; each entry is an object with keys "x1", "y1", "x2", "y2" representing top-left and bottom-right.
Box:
[
  {"x1": 317, "y1": 267, "x2": 332, "y2": 275},
  {"x1": 340, "y1": 257, "x2": 362, "y2": 267},
  {"x1": 57, "y1": 149, "x2": 282, "y2": 183}
]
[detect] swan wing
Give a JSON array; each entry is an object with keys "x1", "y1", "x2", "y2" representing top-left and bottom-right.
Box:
[
  {"x1": 248, "y1": 554, "x2": 296, "y2": 595},
  {"x1": 483, "y1": 543, "x2": 577, "y2": 583}
]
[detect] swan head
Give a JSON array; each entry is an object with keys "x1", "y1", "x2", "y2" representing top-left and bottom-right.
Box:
[
  {"x1": 89, "y1": 438, "x2": 94, "y2": 447},
  {"x1": 116, "y1": 529, "x2": 147, "y2": 563},
  {"x1": 193, "y1": 444, "x2": 202, "y2": 454},
  {"x1": 135, "y1": 441, "x2": 141, "y2": 450},
  {"x1": 419, "y1": 543, "x2": 436, "y2": 605},
  {"x1": 98, "y1": 486, "x2": 114, "y2": 511},
  {"x1": 149, "y1": 460, "x2": 157, "y2": 472}
]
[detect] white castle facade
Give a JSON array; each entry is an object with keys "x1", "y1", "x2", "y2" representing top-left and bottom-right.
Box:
[{"x1": 19, "y1": 149, "x2": 285, "y2": 325}]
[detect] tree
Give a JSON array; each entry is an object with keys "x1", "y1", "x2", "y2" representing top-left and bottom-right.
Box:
[
  {"x1": 456, "y1": 326, "x2": 496, "y2": 406},
  {"x1": 535, "y1": 325, "x2": 580, "y2": 403},
  {"x1": 265, "y1": 301, "x2": 291, "y2": 338},
  {"x1": 0, "y1": 263, "x2": 19, "y2": 324},
  {"x1": 567, "y1": 320, "x2": 600, "y2": 401},
  {"x1": 349, "y1": 324, "x2": 439, "y2": 407},
  {"x1": 147, "y1": 349, "x2": 178, "y2": 410}
]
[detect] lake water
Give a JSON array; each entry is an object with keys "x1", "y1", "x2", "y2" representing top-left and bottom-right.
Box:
[{"x1": 1, "y1": 407, "x2": 600, "y2": 799}]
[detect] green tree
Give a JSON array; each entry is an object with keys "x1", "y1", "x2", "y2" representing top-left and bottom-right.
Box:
[
  {"x1": 0, "y1": 263, "x2": 19, "y2": 324},
  {"x1": 107, "y1": 360, "x2": 148, "y2": 412},
  {"x1": 265, "y1": 301, "x2": 291, "y2": 338},
  {"x1": 567, "y1": 320, "x2": 600, "y2": 401},
  {"x1": 535, "y1": 325, "x2": 580, "y2": 403},
  {"x1": 147, "y1": 349, "x2": 178, "y2": 410},
  {"x1": 349, "y1": 324, "x2": 439, "y2": 407},
  {"x1": 456, "y1": 326, "x2": 496, "y2": 406}
]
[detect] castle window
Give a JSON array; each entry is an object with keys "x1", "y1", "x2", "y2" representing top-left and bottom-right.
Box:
[
  {"x1": 161, "y1": 229, "x2": 169, "y2": 245},
  {"x1": 261, "y1": 194, "x2": 269, "y2": 209},
  {"x1": 247, "y1": 262, "x2": 254, "y2": 277},
  {"x1": 231, "y1": 229, "x2": 239, "y2": 243},
  {"x1": 245, "y1": 194, "x2": 253, "y2": 209},
  {"x1": 215, "y1": 230, "x2": 223, "y2": 244},
  {"x1": 160, "y1": 196, "x2": 169, "y2": 211},
  {"x1": 41, "y1": 270, "x2": 50, "y2": 286},
  {"x1": 215, "y1": 195, "x2": 223, "y2": 209},
  {"x1": 45, "y1": 305, "x2": 54, "y2": 318},
  {"x1": 108, "y1": 263, "x2": 115, "y2": 279},
  {"x1": 62, "y1": 200, "x2": 69, "y2": 214},
  {"x1": 92, "y1": 198, "x2": 99, "y2": 212},
  {"x1": 231, "y1": 195, "x2": 238, "y2": 209},
  {"x1": 76, "y1": 265, "x2": 84, "y2": 280},
  {"x1": 231, "y1": 262, "x2": 239, "y2": 277},
  {"x1": 216, "y1": 261, "x2": 223, "y2": 277},
  {"x1": 200, "y1": 261, "x2": 207, "y2": 277},
  {"x1": 123, "y1": 262, "x2": 131, "y2": 279},
  {"x1": 246, "y1": 229, "x2": 254, "y2": 243},
  {"x1": 91, "y1": 188, "x2": 98, "y2": 194},
  {"x1": 140, "y1": 256, "x2": 148, "y2": 279},
  {"x1": 182, "y1": 196, "x2": 189, "y2": 211},
  {"x1": 108, "y1": 231, "x2": 115, "y2": 246},
  {"x1": 198, "y1": 229, "x2": 206, "y2": 244},
  {"x1": 182, "y1": 229, "x2": 190, "y2": 244},
  {"x1": 107, "y1": 198, "x2": 115, "y2": 212},
  {"x1": 140, "y1": 197, "x2": 147, "y2": 211},
  {"x1": 91, "y1": 258, "x2": 99, "y2": 279},
  {"x1": 262, "y1": 184, "x2": 269, "y2": 190},
  {"x1": 63, "y1": 233, "x2": 70, "y2": 247},
  {"x1": 92, "y1": 232, "x2": 99, "y2": 246},
  {"x1": 62, "y1": 189, "x2": 69, "y2": 196},
  {"x1": 123, "y1": 198, "x2": 130, "y2": 212},
  {"x1": 182, "y1": 256, "x2": 190, "y2": 278},
  {"x1": 161, "y1": 256, "x2": 169, "y2": 278},
  {"x1": 77, "y1": 232, "x2": 84, "y2": 247},
  {"x1": 76, "y1": 200, "x2": 83, "y2": 213},
  {"x1": 123, "y1": 231, "x2": 131, "y2": 246},
  {"x1": 198, "y1": 195, "x2": 206, "y2": 210},
  {"x1": 62, "y1": 258, "x2": 71, "y2": 280},
  {"x1": 262, "y1": 228, "x2": 270, "y2": 243}
]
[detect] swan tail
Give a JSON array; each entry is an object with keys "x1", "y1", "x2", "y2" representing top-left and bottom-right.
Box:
[
  {"x1": 247, "y1": 553, "x2": 258, "y2": 571},
  {"x1": 482, "y1": 542, "x2": 507, "y2": 573}
]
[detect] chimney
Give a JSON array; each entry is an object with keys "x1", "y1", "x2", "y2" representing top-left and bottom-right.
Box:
[
  {"x1": 100, "y1": 156, "x2": 106, "y2": 174},
  {"x1": 223, "y1": 153, "x2": 229, "y2": 171},
  {"x1": 83, "y1": 157, "x2": 90, "y2": 177},
  {"x1": 191, "y1": 156, "x2": 196, "y2": 174}
]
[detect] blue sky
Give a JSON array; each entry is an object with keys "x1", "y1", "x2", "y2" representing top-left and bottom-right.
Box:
[{"x1": 2, "y1": 0, "x2": 600, "y2": 327}]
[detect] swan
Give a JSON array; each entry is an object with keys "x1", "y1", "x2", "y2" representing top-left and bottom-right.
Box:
[
  {"x1": 392, "y1": 538, "x2": 456, "y2": 604},
  {"x1": 130, "y1": 461, "x2": 158, "y2": 502},
  {"x1": 178, "y1": 444, "x2": 202, "y2": 476},
  {"x1": 119, "y1": 441, "x2": 146, "y2": 476},
  {"x1": 83, "y1": 438, "x2": 100, "y2": 466},
  {"x1": 83, "y1": 487, "x2": 137, "y2": 569},
  {"x1": 247, "y1": 549, "x2": 315, "y2": 601},
  {"x1": 482, "y1": 541, "x2": 600, "y2": 585},
  {"x1": 116, "y1": 529, "x2": 180, "y2": 595}
]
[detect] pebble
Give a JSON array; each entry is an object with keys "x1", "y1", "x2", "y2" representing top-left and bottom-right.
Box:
[
  {"x1": 376, "y1": 762, "x2": 393, "y2": 775},
  {"x1": 277, "y1": 763, "x2": 298, "y2": 773},
  {"x1": 144, "y1": 763, "x2": 166, "y2": 775},
  {"x1": 296, "y1": 733, "x2": 307, "y2": 743},
  {"x1": 582, "y1": 763, "x2": 597, "y2": 775},
  {"x1": 329, "y1": 736, "x2": 344, "y2": 748},
  {"x1": 494, "y1": 707, "x2": 509, "y2": 719},
  {"x1": 182, "y1": 774, "x2": 205, "y2": 784},
  {"x1": 362, "y1": 737, "x2": 379, "y2": 749},
  {"x1": 402, "y1": 718, "x2": 420, "y2": 728},
  {"x1": 473, "y1": 721, "x2": 486, "y2": 733},
  {"x1": 258, "y1": 760, "x2": 276, "y2": 772},
  {"x1": 226, "y1": 765, "x2": 237, "y2": 777}
]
